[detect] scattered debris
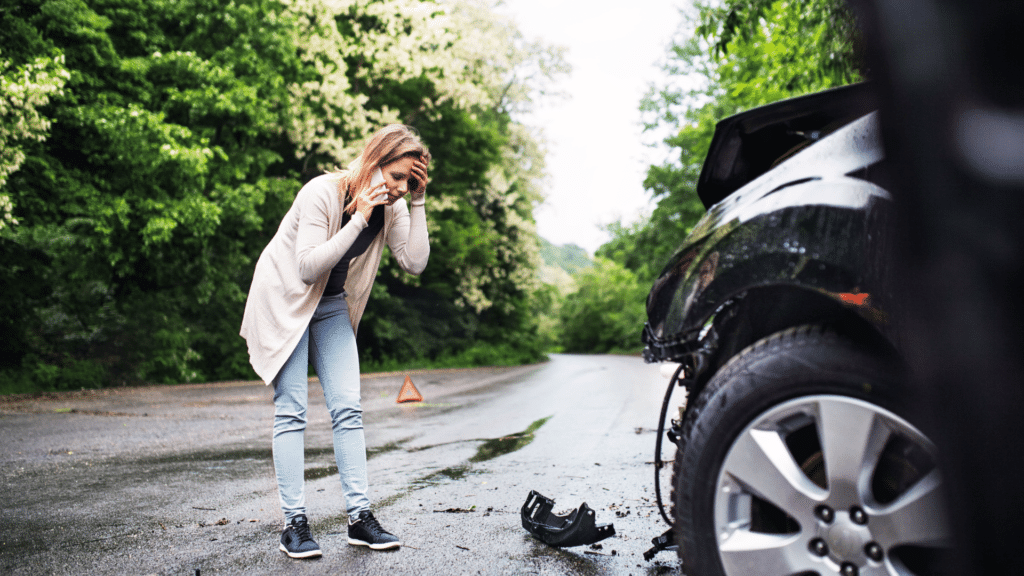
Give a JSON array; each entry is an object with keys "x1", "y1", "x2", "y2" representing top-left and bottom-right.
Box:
[
  {"x1": 214, "y1": 518, "x2": 229, "y2": 526},
  {"x1": 520, "y1": 490, "x2": 615, "y2": 547},
  {"x1": 584, "y1": 549, "x2": 618, "y2": 557},
  {"x1": 643, "y1": 528, "x2": 678, "y2": 561},
  {"x1": 434, "y1": 506, "x2": 476, "y2": 513}
]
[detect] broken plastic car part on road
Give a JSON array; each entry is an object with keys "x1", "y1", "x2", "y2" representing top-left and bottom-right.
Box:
[{"x1": 520, "y1": 491, "x2": 615, "y2": 547}]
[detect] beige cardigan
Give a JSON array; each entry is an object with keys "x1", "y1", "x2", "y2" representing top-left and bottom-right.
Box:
[{"x1": 240, "y1": 173, "x2": 429, "y2": 384}]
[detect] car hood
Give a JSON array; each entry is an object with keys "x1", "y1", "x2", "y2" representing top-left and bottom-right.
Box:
[
  {"x1": 644, "y1": 88, "x2": 892, "y2": 357},
  {"x1": 686, "y1": 110, "x2": 888, "y2": 245},
  {"x1": 697, "y1": 83, "x2": 879, "y2": 208}
]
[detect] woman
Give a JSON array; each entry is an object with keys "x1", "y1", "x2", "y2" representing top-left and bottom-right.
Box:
[{"x1": 240, "y1": 124, "x2": 430, "y2": 558}]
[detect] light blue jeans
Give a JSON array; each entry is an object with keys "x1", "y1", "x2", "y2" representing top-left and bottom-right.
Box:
[{"x1": 272, "y1": 293, "x2": 370, "y2": 522}]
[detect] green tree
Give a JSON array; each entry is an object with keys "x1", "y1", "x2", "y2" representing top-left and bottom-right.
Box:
[
  {"x1": 347, "y1": 0, "x2": 568, "y2": 369},
  {"x1": 556, "y1": 0, "x2": 864, "y2": 355},
  {"x1": 1, "y1": 0, "x2": 566, "y2": 392},
  {"x1": 0, "y1": 46, "x2": 69, "y2": 375},
  {"x1": 558, "y1": 258, "x2": 648, "y2": 354},
  {"x1": 0, "y1": 0, "x2": 310, "y2": 387},
  {"x1": 603, "y1": 0, "x2": 862, "y2": 280},
  {"x1": 0, "y1": 50, "x2": 68, "y2": 227}
]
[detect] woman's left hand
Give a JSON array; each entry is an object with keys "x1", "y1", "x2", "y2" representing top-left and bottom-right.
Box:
[{"x1": 411, "y1": 157, "x2": 429, "y2": 195}]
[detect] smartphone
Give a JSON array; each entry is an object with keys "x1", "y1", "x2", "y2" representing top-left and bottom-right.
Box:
[{"x1": 370, "y1": 168, "x2": 388, "y2": 202}]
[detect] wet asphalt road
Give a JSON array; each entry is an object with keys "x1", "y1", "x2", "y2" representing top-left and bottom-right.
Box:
[{"x1": 0, "y1": 354, "x2": 684, "y2": 575}]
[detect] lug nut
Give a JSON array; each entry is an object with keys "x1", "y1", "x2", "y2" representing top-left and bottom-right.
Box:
[
  {"x1": 815, "y1": 505, "x2": 835, "y2": 523},
  {"x1": 865, "y1": 542, "x2": 884, "y2": 562},
  {"x1": 809, "y1": 538, "x2": 829, "y2": 557},
  {"x1": 841, "y1": 562, "x2": 859, "y2": 576},
  {"x1": 850, "y1": 506, "x2": 868, "y2": 525}
]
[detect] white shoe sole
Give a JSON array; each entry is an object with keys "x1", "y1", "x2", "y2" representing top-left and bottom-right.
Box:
[
  {"x1": 279, "y1": 543, "x2": 323, "y2": 558},
  {"x1": 348, "y1": 538, "x2": 401, "y2": 550}
]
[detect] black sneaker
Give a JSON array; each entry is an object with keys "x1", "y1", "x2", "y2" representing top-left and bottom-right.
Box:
[
  {"x1": 347, "y1": 510, "x2": 401, "y2": 550},
  {"x1": 279, "y1": 514, "x2": 322, "y2": 559}
]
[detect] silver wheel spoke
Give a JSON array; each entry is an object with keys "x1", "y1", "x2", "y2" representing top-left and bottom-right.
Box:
[
  {"x1": 870, "y1": 469, "x2": 950, "y2": 548},
  {"x1": 714, "y1": 395, "x2": 948, "y2": 576},
  {"x1": 723, "y1": 428, "x2": 825, "y2": 516},
  {"x1": 817, "y1": 398, "x2": 889, "y2": 503},
  {"x1": 720, "y1": 532, "x2": 814, "y2": 575}
]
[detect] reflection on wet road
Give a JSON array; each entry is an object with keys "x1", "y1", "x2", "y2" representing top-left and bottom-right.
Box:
[{"x1": 0, "y1": 354, "x2": 684, "y2": 575}]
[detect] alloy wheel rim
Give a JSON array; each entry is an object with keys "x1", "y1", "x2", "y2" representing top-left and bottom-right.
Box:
[{"x1": 713, "y1": 394, "x2": 950, "y2": 576}]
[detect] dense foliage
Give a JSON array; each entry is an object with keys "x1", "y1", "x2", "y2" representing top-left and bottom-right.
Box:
[
  {"x1": 0, "y1": 0, "x2": 566, "y2": 392},
  {"x1": 606, "y1": 0, "x2": 862, "y2": 280},
  {"x1": 558, "y1": 258, "x2": 647, "y2": 354},
  {"x1": 563, "y1": 0, "x2": 863, "y2": 353}
]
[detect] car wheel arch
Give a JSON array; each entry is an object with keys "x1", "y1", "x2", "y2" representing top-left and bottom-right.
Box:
[{"x1": 690, "y1": 285, "x2": 901, "y2": 398}]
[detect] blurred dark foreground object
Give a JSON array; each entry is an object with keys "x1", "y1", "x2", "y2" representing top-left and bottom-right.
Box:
[
  {"x1": 520, "y1": 490, "x2": 616, "y2": 547},
  {"x1": 852, "y1": 0, "x2": 1024, "y2": 574}
]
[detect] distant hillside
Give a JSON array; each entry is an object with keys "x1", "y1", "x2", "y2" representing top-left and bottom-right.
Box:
[
  {"x1": 540, "y1": 238, "x2": 593, "y2": 274},
  {"x1": 538, "y1": 238, "x2": 593, "y2": 293}
]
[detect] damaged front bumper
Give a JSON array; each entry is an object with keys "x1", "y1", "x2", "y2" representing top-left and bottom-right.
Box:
[{"x1": 520, "y1": 490, "x2": 616, "y2": 547}]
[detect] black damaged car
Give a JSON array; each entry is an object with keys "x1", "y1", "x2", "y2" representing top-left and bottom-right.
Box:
[{"x1": 643, "y1": 83, "x2": 950, "y2": 575}]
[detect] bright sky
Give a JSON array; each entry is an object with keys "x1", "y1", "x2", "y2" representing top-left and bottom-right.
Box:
[{"x1": 495, "y1": 0, "x2": 689, "y2": 254}]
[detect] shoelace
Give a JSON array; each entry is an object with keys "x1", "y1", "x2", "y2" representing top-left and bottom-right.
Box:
[
  {"x1": 292, "y1": 519, "x2": 315, "y2": 543},
  {"x1": 361, "y1": 513, "x2": 388, "y2": 537}
]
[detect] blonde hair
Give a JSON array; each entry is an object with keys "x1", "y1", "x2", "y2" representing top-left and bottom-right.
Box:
[{"x1": 340, "y1": 124, "x2": 431, "y2": 214}]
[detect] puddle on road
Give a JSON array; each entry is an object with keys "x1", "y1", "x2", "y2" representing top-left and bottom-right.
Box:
[
  {"x1": 271, "y1": 417, "x2": 556, "y2": 534},
  {"x1": 141, "y1": 446, "x2": 283, "y2": 465},
  {"x1": 471, "y1": 416, "x2": 551, "y2": 463},
  {"x1": 144, "y1": 437, "x2": 409, "y2": 470},
  {"x1": 367, "y1": 439, "x2": 409, "y2": 459},
  {"x1": 304, "y1": 465, "x2": 337, "y2": 481},
  {"x1": 411, "y1": 464, "x2": 484, "y2": 489},
  {"x1": 304, "y1": 439, "x2": 411, "y2": 481},
  {"x1": 382, "y1": 416, "x2": 554, "y2": 506}
]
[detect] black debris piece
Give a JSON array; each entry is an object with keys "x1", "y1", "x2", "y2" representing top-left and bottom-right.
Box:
[
  {"x1": 643, "y1": 528, "x2": 678, "y2": 561},
  {"x1": 520, "y1": 490, "x2": 615, "y2": 547}
]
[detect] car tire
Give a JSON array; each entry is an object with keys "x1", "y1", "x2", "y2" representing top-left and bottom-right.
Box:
[{"x1": 672, "y1": 325, "x2": 949, "y2": 576}]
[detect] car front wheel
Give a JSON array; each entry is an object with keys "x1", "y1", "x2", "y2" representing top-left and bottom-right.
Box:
[{"x1": 673, "y1": 325, "x2": 950, "y2": 576}]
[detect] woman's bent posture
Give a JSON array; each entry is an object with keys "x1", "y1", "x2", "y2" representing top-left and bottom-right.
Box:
[{"x1": 240, "y1": 125, "x2": 430, "y2": 558}]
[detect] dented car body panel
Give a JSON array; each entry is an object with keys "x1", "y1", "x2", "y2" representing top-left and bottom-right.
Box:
[{"x1": 644, "y1": 84, "x2": 901, "y2": 363}]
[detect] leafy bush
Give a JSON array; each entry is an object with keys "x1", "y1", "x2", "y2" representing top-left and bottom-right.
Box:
[
  {"x1": 0, "y1": 355, "x2": 106, "y2": 395},
  {"x1": 1, "y1": 0, "x2": 566, "y2": 392},
  {"x1": 558, "y1": 259, "x2": 649, "y2": 354},
  {"x1": 604, "y1": 0, "x2": 862, "y2": 281}
]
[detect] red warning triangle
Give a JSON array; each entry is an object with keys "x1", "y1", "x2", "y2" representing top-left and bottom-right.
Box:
[{"x1": 396, "y1": 375, "x2": 423, "y2": 403}]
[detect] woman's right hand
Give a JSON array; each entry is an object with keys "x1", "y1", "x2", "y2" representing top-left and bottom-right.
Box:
[{"x1": 352, "y1": 180, "x2": 388, "y2": 222}]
